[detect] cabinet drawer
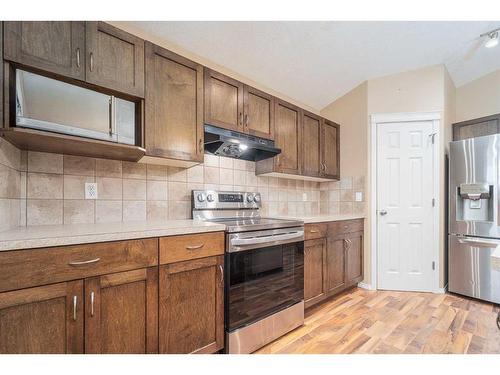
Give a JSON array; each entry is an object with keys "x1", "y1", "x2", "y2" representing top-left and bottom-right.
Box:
[
  {"x1": 328, "y1": 219, "x2": 364, "y2": 236},
  {"x1": 159, "y1": 232, "x2": 225, "y2": 265},
  {"x1": 0, "y1": 239, "x2": 158, "y2": 293},
  {"x1": 305, "y1": 223, "x2": 327, "y2": 240}
]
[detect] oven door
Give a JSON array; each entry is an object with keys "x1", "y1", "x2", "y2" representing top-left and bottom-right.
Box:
[{"x1": 226, "y1": 228, "x2": 304, "y2": 332}]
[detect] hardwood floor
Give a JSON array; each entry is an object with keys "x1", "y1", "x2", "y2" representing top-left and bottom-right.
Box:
[{"x1": 255, "y1": 288, "x2": 500, "y2": 354}]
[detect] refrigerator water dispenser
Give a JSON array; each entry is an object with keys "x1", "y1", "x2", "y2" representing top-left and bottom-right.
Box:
[{"x1": 457, "y1": 183, "x2": 493, "y2": 222}]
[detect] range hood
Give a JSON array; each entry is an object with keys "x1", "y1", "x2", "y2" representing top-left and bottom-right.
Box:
[{"x1": 204, "y1": 125, "x2": 281, "y2": 162}]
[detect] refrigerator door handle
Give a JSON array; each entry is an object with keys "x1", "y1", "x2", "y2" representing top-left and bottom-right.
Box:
[{"x1": 457, "y1": 238, "x2": 500, "y2": 248}]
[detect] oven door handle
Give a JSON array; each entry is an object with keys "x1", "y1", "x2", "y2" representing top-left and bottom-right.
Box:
[{"x1": 231, "y1": 231, "x2": 304, "y2": 246}]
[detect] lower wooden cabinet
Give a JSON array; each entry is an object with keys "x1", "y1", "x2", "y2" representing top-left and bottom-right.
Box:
[
  {"x1": 159, "y1": 255, "x2": 224, "y2": 354},
  {"x1": 304, "y1": 219, "x2": 364, "y2": 309},
  {"x1": 84, "y1": 267, "x2": 158, "y2": 354},
  {"x1": 0, "y1": 281, "x2": 84, "y2": 353}
]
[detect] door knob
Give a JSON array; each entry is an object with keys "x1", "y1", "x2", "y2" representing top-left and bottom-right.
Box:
[{"x1": 379, "y1": 210, "x2": 388, "y2": 216}]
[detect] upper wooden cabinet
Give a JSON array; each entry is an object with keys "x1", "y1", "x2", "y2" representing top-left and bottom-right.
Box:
[
  {"x1": 274, "y1": 100, "x2": 302, "y2": 174},
  {"x1": 3, "y1": 21, "x2": 86, "y2": 80},
  {"x1": 204, "y1": 68, "x2": 275, "y2": 140},
  {"x1": 143, "y1": 42, "x2": 203, "y2": 165},
  {"x1": 452, "y1": 113, "x2": 500, "y2": 141},
  {"x1": 85, "y1": 22, "x2": 144, "y2": 97},
  {"x1": 321, "y1": 119, "x2": 340, "y2": 179},
  {"x1": 3, "y1": 21, "x2": 144, "y2": 97},
  {"x1": 0, "y1": 281, "x2": 84, "y2": 354},
  {"x1": 302, "y1": 112, "x2": 322, "y2": 177},
  {"x1": 84, "y1": 268, "x2": 158, "y2": 354},
  {"x1": 204, "y1": 68, "x2": 244, "y2": 132},
  {"x1": 244, "y1": 86, "x2": 275, "y2": 139}
]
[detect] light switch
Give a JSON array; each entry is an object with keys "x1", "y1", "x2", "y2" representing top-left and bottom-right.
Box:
[{"x1": 355, "y1": 191, "x2": 363, "y2": 202}]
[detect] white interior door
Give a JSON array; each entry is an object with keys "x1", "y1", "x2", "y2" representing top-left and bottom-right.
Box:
[{"x1": 376, "y1": 120, "x2": 436, "y2": 292}]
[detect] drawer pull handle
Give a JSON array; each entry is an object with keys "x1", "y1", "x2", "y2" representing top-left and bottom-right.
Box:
[
  {"x1": 185, "y1": 244, "x2": 205, "y2": 250},
  {"x1": 310, "y1": 229, "x2": 319, "y2": 233},
  {"x1": 73, "y1": 296, "x2": 77, "y2": 321},
  {"x1": 68, "y1": 257, "x2": 101, "y2": 266}
]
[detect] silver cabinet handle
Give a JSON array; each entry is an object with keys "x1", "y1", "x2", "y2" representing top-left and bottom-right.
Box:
[
  {"x1": 76, "y1": 48, "x2": 81, "y2": 68},
  {"x1": 218, "y1": 265, "x2": 224, "y2": 286},
  {"x1": 245, "y1": 114, "x2": 249, "y2": 128},
  {"x1": 379, "y1": 210, "x2": 388, "y2": 216},
  {"x1": 73, "y1": 296, "x2": 77, "y2": 321},
  {"x1": 199, "y1": 139, "x2": 203, "y2": 153},
  {"x1": 90, "y1": 52, "x2": 94, "y2": 72},
  {"x1": 239, "y1": 112, "x2": 243, "y2": 126},
  {"x1": 186, "y1": 244, "x2": 205, "y2": 250},
  {"x1": 310, "y1": 229, "x2": 319, "y2": 233},
  {"x1": 68, "y1": 257, "x2": 101, "y2": 266},
  {"x1": 90, "y1": 291, "x2": 95, "y2": 317}
]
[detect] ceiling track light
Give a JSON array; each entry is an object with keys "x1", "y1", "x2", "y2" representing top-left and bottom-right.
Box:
[{"x1": 480, "y1": 27, "x2": 500, "y2": 48}]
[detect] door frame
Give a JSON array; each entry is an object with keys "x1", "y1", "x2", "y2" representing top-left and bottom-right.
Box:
[{"x1": 370, "y1": 112, "x2": 441, "y2": 293}]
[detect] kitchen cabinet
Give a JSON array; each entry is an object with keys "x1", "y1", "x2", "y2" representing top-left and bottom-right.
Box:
[
  {"x1": 143, "y1": 42, "x2": 203, "y2": 166},
  {"x1": 159, "y1": 255, "x2": 224, "y2": 354},
  {"x1": 320, "y1": 119, "x2": 340, "y2": 179},
  {"x1": 3, "y1": 21, "x2": 86, "y2": 80},
  {"x1": 304, "y1": 239, "x2": 326, "y2": 308},
  {"x1": 84, "y1": 268, "x2": 158, "y2": 354},
  {"x1": 85, "y1": 22, "x2": 144, "y2": 97},
  {"x1": 3, "y1": 21, "x2": 144, "y2": 97},
  {"x1": 204, "y1": 68, "x2": 244, "y2": 132},
  {"x1": 1, "y1": 21, "x2": 3, "y2": 127},
  {"x1": 244, "y1": 86, "x2": 275, "y2": 139},
  {"x1": 452, "y1": 113, "x2": 500, "y2": 141},
  {"x1": 204, "y1": 69, "x2": 275, "y2": 140},
  {"x1": 303, "y1": 219, "x2": 364, "y2": 309},
  {"x1": 302, "y1": 111, "x2": 322, "y2": 177},
  {"x1": 0, "y1": 281, "x2": 84, "y2": 353}
]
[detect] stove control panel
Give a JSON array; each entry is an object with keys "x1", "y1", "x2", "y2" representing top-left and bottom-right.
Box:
[{"x1": 192, "y1": 190, "x2": 262, "y2": 210}]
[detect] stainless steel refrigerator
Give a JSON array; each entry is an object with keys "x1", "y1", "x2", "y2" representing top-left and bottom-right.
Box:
[{"x1": 449, "y1": 134, "x2": 500, "y2": 304}]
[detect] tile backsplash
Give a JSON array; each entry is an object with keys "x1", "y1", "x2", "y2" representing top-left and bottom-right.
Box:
[{"x1": 0, "y1": 138, "x2": 365, "y2": 229}]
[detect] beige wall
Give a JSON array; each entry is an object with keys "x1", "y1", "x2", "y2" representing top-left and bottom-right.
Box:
[
  {"x1": 320, "y1": 82, "x2": 368, "y2": 175},
  {"x1": 455, "y1": 69, "x2": 500, "y2": 122},
  {"x1": 321, "y1": 64, "x2": 455, "y2": 288}
]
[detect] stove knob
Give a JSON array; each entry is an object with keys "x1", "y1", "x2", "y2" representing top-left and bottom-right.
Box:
[
  {"x1": 253, "y1": 194, "x2": 261, "y2": 203},
  {"x1": 207, "y1": 194, "x2": 215, "y2": 202},
  {"x1": 246, "y1": 194, "x2": 254, "y2": 203},
  {"x1": 196, "y1": 193, "x2": 206, "y2": 202}
]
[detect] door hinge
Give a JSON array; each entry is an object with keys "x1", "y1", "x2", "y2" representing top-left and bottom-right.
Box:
[
  {"x1": 432, "y1": 261, "x2": 436, "y2": 270},
  {"x1": 432, "y1": 198, "x2": 436, "y2": 207}
]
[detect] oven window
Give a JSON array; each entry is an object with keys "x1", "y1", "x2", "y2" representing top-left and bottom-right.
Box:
[{"x1": 226, "y1": 242, "x2": 304, "y2": 332}]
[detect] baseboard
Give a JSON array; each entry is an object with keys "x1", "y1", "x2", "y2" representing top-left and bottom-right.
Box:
[
  {"x1": 357, "y1": 282, "x2": 375, "y2": 290},
  {"x1": 435, "y1": 284, "x2": 448, "y2": 294}
]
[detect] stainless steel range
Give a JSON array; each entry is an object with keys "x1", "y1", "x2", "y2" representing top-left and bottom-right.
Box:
[{"x1": 192, "y1": 190, "x2": 305, "y2": 354}]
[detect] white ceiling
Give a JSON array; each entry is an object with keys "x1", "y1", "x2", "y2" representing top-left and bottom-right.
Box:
[{"x1": 128, "y1": 21, "x2": 500, "y2": 110}]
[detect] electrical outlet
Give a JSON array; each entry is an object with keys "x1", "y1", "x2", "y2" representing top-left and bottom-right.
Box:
[
  {"x1": 355, "y1": 191, "x2": 363, "y2": 202},
  {"x1": 85, "y1": 183, "x2": 98, "y2": 200},
  {"x1": 302, "y1": 193, "x2": 307, "y2": 202}
]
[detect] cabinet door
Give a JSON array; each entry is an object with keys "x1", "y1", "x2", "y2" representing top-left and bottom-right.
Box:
[
  {"x1": 325, "y1": 236, "x2": 346, "y2": 294},
  {"x1": 302, "y1": 112, "x2": 322, "y2": 177},
  {"x1": 204, "y1": 68, "x2": 244, "y2": 132},
  {"x1": 144, "y1": 42, "x2": 203, "y2": 162},
  {"x1": 452, "y1": 114, "x2": 500, "y2": 141},
  {"x1": 345, "y1": 231, "x2": 363, "y2": 285},
  {"x1": 244, "y1": 85, "x2": 275, "y2": 139},
  {"x1": 274, "y1": 100, "x2": 302, "y2": 174},
  {"x1": 3, "y1": 21, "x2": 85, "y2": 80},
  {"x1": 159, "y1": 255, "x2": 224, "y2": 354},
  {"x1": 304, "y1": 239, "x2": 326, "y2": 307},
  {"x1": 84, "y1": 267, "x2": 158, "y2": 354},
  {"x1": 85, "y1": 22, "x2": 144, "y2": 97},
  {"x1": 0, "y1": 281, "x2": 83, "y2": 353},
  {"x1": 321, "y1": 119, "x2": 340, "y2": 179}
]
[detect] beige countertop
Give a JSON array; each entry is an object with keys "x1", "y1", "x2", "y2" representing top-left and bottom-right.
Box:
[
  {"x1": 0, "y1": 220, "x2": 226, "y2": 252},
  {"x1": 273, "y1": 214, "x2": 365, "y2": 224}
]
